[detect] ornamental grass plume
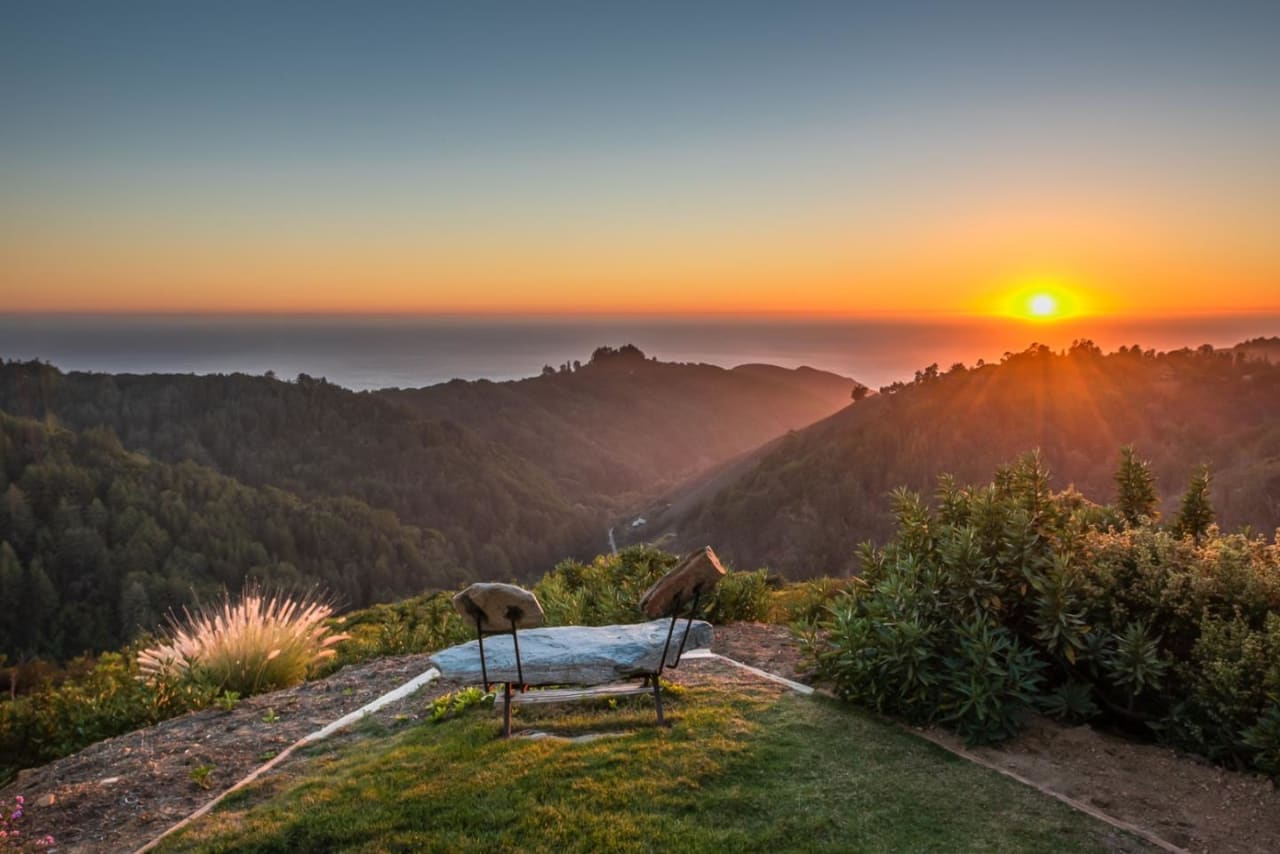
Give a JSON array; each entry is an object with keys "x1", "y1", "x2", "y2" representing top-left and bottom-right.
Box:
[{"x1": 138, "y1": 587, "x2": 348, "y2": 697}]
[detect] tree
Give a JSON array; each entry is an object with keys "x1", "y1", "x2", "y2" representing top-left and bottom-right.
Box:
[
  {"x1": 1115, "y1": 446, "x2": 1158, "y2": 527},
  {"x1": 1174, "y1": 465, "x2": 1214, "y2": 542},
  {"x1": 0, "y1": 543, "x2": 22, "y2": 652}
]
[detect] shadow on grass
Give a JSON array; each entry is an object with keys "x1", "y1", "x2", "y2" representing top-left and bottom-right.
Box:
[{"x1": 161, "y1": 684, "x2": 1149, "y2": 853}]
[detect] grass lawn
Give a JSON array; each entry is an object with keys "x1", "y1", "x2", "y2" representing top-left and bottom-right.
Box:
[{"x1": 161, "y1": 678, "x2": 1145, "y2": 853}]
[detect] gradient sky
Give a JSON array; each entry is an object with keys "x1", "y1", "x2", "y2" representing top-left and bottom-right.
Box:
[{"x1": 2, "y1": 1, "x2": 1278, "y2": 316}]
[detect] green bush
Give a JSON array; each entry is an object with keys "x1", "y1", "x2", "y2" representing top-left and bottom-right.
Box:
[
  {"x1": 704, "y1": 569, "x2": 771, "y2": 624},
  {"x1": 811, "y1": 450, "x2": 1280, "y2": 772},
  {"x1": 326, "y1": 591, "x2": 471, "y2": 669},
  {"x1": 535, "y1": 547, "x2": 676, "y2": 626},
  {"x1": 534, "y1": 545, "x2": 768, "y2": 626},
  {"x1": 0, "y1": 647, "x2": 215, "y2": 783},
  {"x1": 775, "y1": 576, "x2": 858, "y2": 625},
  {"x1": 1242, "y1": 701, "x2": 1280, "y2": 777}
]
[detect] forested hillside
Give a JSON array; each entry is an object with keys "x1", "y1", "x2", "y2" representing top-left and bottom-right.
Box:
[
  {"x1": 0, "y1": 350, "x2": 856, "y2": 661},
  {"x1": 380, "y1": 345, "x2": 860, "y2": 501},
  {"x1": 653, "y1": 342, "x2": 1280, "y2": 576},
  {"x1": 0, "y1": 413, "x2": 466, "y2": 660},
  {"x1": 0, "y1": 361, "x2": 598, "y2": 583}
]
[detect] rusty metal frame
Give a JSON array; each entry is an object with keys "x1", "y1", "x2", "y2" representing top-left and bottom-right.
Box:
[{"x1": 482, "y1": 586, "x2": 706, "y2": 736}]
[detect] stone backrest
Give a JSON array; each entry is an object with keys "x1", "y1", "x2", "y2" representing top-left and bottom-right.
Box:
[
  {"x1": 638, "y1": 546, "x2": 726, "y2": 619},
  {"x1": 452, "y1": 582, "x2": 545, "y2": 633}
]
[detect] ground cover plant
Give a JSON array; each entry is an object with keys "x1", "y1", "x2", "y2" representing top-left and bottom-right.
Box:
[
  {"x1": 0, "y1": 546, "x2": 775, "y2": 783},
  {"x1": 159, "y1": 678, "x2": 1136, "y2": 853},
  {"x1": 808, "y1": 450, "x2": 1280, "y2": 776}
]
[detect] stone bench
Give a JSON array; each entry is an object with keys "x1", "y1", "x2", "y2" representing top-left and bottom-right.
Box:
[{"x1": 432, "y1": 547, "x2": 725, "y2": 735}]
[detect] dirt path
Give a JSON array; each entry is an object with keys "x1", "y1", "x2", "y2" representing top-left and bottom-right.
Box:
[{"x1": 6, "y1": 623, "x2": 1280, "y2": 853}]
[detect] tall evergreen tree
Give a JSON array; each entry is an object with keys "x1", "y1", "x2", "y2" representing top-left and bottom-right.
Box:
[
  {"x1": 1115, "y1": 445, "x2": 1158, "y2": 526},
  {"x1": 1174, "y1": 464, "x2": 1215, "y2": 542}
]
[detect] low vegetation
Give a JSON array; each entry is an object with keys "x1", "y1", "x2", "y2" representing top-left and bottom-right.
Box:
[
  {"x1": 160, "y1": 683, "x2": 1132, "y2": 853},
  {"x1": 137, "y1": 587, "x2": 348, "y2": 696},
  {"x1": 807, "y1": 451, "x2": 1280, "y2": 776},
  {"x1": 0, "y1": 547, "x2": 771, "y2": 783},
  {"x1": 4, "y1": 446, "x2": 1277, "y2": 789}
]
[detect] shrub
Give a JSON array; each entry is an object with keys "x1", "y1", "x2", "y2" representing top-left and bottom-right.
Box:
[
  {"x1": 0, "y1": 647, "x2": 214, "y2": 783},
  {"x1": 326, "y1": 591, "x2": 470, "y2": 669},
  {"x1": 137, "y1": 588, "x2": 348, "y2": 696},
  {"x1": 1242, "y1": 701, "x2": 1280, "y2": 777},
  {"x1": 775, "y1": 576, "x2": 859, "y2": 625},
  {"x1": 536, "y1": 546, "x2": 772, "y2": 626},
  {"x1": 704, "y1": 570, "x2": 771, "y2": 623},
  {"x1": 535, "y1": 546, "x2": 675, "y2": 626},
  {"x1": 811, "y1": 450, "x2": 1280, "y2": 767},
  {"x1": 940, "y1": 616, "x2": 1045, "y2": 744}
]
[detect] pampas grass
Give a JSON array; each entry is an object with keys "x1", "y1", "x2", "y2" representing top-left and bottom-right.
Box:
[{"x1": 138, "y1": 588, "x2": 348, "y2": 696}]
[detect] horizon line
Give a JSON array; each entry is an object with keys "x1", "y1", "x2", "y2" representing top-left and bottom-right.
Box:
[{"x1": 5, "y1": 307, "x2": 1280, "y2": 323}]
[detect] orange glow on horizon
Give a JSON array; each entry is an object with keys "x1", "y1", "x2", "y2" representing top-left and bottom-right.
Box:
[{"x1": 2, "y1": 227, "x2": 1277, "y2": 318}]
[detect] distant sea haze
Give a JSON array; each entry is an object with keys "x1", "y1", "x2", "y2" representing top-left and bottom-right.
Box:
[{"x1": 3, "y1": 313, "x2": 1278, "y2": 393}]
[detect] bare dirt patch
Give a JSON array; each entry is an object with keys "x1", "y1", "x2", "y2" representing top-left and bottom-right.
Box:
[
  {"x1": 711, "y1": 621, "x2": 809, "y2": 681},
  {"x1": 923, "y1": 718, "x2": 1280, "y2": 854}
]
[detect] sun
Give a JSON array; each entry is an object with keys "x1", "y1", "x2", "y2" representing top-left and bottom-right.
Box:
[
  {"x1": 1027, "y1": 292, "x2": 1059, "y2": 319},
  {"x1": 993, "y1": 276, "x2": 1084, "y2": 322}
]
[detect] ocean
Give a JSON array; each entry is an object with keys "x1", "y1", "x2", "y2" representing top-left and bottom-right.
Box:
[{"x1": 2, "y1": 313, "x2": 1278, "y2": 392}]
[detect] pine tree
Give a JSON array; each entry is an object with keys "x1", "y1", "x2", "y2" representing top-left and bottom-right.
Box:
[
  {"x1": 1174, "y1": 465, "x2": 1215, "y2": 542},
  {"x1": 1115, "y1": 445, "x2": 1158, "y2": 527}
]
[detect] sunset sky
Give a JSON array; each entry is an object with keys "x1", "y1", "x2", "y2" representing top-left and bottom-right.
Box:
[{"x1": 2, "y1": 2, "x2": 1278, "y2": 317}]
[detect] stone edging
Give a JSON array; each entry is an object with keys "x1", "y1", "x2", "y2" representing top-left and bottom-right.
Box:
[
  {"x1": 137, "y1": 651, "x2": 1191, "y2": 854},
  {"x1": 135, "y1": 667, "x2": 442, "y2": 853}
]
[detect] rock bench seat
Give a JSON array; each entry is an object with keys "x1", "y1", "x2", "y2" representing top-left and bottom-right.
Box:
[{"x1": 429, "y1": 619, "x2": 714, "y2": 687}]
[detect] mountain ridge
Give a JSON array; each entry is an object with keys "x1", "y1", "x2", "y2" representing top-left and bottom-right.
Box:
[{"x1": 637, "y1": 341, "x2": 1280, "y2": 576}]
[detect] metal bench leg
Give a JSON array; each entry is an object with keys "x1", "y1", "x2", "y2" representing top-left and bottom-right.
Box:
[
  {"x1": 509, "y1": 617, "x2": 525, "y2": 690},
  {"x1": 502, "y1": 682, "x2": 513, "y2": 737},
  {"x1": 475, "y1": 616, "x2": 490, "y2": 693},
  {"x1": 652, "y1": 675, "x2": 667, "y2": 727}
]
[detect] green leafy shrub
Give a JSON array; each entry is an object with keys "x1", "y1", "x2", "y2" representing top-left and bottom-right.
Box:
[
  {"x1": 1242, "y1": 701, "x2": 1280, "y2": 777},
  {"x1": 774, "y1": 576, "x2": 858, "y2": 625},
  {"x1": 1102, "y1": 621, "x2": 1169, "y2": 713},
  {"x1": 0, "y1": 647, "x2": 215, "y2": 783},
  {"x1": 137, "y1": 588, "x2": 348, "y2": 696},
  {"x1": 535, "y1": 546, "x2": 676, "y2": 626},
  {"x1": 704, "y1": 569, "x2": 771, "y2": 623},
  {"x1": 811, "y1": 450, "x2": 1280, "y2": 768},
  {"x1": 1038, "y1": 680, "x2": 1100, "y2": 723},
  {"x1": 1160, "y1": 611, "x2": 1280, "y2": 767},
  {"x1": 535, "y1": 546, "x2": 768, "y2": 626},
  {"x1": 941, "y1": 616, "x2": 1045, "y2": 744},
  {"x1": 327, "y1": 591, "x2": 470, "y2": 669}
]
